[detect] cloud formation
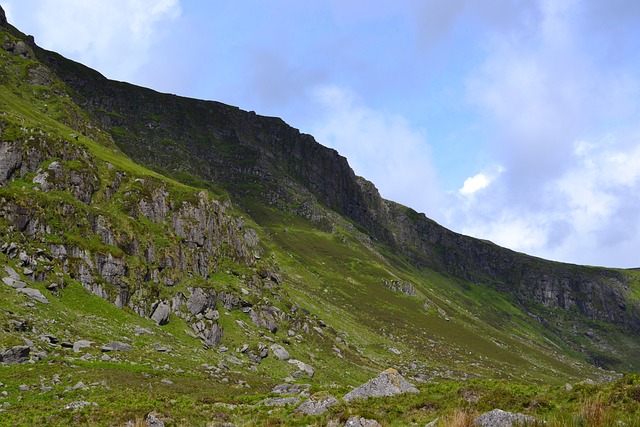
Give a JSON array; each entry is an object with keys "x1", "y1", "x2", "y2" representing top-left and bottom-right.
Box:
[
  {"x1": 310, "y1": 85, "x2": 442, "y2": 218},
  {"x1": 4, "y1": 0, "x2": 181, "y2": 80},
  {"x1": 451, "y1": 0, "x2": 640, "y2": 267}
]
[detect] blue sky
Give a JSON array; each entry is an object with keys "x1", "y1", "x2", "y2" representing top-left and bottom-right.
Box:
[{"x1": 4, "y1": 0, "x2": 640, "y2": 268}]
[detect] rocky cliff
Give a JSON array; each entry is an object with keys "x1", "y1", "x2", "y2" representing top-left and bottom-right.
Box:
[{"x1": 25, "y1": 38, "x2": 637, "y2": 332}]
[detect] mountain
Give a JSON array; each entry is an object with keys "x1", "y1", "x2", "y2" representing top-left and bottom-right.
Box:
[{"x1": 2, "y1": 7, "x2": 640, "y2": 425}]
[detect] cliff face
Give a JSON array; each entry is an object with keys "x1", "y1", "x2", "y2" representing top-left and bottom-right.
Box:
[{"x1": 27, "y1": 40, "x2": 638, "y2": 332}]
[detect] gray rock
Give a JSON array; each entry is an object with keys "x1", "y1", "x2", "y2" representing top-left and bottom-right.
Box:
[
  {"x1": 296, "y1": 394, "x2": 339, "y2": 415},
  {"x1": 261, "y1": 396, "x2": 301, "y2": 407},
  {"x1": 343, "y1": 368, "x2": 418, "y2": 402},
  {"x1": 186, "y1": 287, "x2": 216, "y2": 316},
  {"x1": 16, "y1": 287, "x2": 49, "y2": 304},
  {"x1": 250, "y1": 306, "x2": 278, "y2": 333},
  {"x1": 146, "y1": 412, "x2": 165, "y2": 427},
  {"x1": 150, "y1": 301, "x2": 171, "y2": 325},
  {"x1": 101, "y1": 341, "x2": 132, "y2": 352},
  {"x1": 272, "y1": 383, "x2": 310, "y2": 395},
  {"x1": 3, "y1": 266, "x2": 19, "y2": 280},
  {"x1": 0, "y1": 346, "x2": 30, "y2": 364},
  {"x1": 345, "y1": 417, "x2": 382, "y2": 427},
  {"x1": 64, "y1": 401, "x2": 95, "y2": 410},
  {"x1": 474, "y1": 409, "x2": 538, "y2": 427},
  {"x1": 288, "y1": 359, "x2": 315, "y2": 377},
  {"x1": 0, "y1": 141, "x2": 22, "y2": 185},
  {"x1": 18, "y1": 384, "x2": 29, "y2": 391},
  {"x1": 270, "y1": 344, "x2": 290, "y2": 361},
  {"x1": 2, "y1": 277, "x2": 27, "y2": 288},
  {"x1": 73, "y1": 340, "x2": 93, "y2": 353},
  {"x1": 425, "y1": 418, "x2": 440, "y2": 427}
]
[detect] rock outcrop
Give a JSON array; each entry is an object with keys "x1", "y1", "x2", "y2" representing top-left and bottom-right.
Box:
[
  {"x1": 343, "y1": 368, "x2": 418, "y2": 402},
  {"x1": 474, "y1": 409, "x2": 538, "y2": 427}
]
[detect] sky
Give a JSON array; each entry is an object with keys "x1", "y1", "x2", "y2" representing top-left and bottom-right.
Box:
[{"x1": 4, "y1": 0, "x2": 640, "y2": 268}]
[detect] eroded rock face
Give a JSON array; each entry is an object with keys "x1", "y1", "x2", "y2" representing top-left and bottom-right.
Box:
[
  {"x1": 343, "y1": 368, "x2": 418, "y2": 402},
  {"x1": 0, "y1": 141, "x2": 22, "y2": 186},
  {"x1": 0, "y1": 346, "x2": 30, "y2": 364}
]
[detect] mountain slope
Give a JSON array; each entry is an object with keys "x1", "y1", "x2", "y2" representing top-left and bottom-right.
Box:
[{"x1": 2, "y1": 8, "x2": 640, "y2": 425}]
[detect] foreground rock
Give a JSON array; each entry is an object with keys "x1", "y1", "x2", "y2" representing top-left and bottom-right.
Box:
[
  {"x1": 296, "y1": 393, "x2": 339, "y2": 415},
  {"x1": 344, "y1": 417, "x2": 381, "y2": 427},
  {"x1": 0, "y1": 346, "x2": 30, "y2": 364},
  {"x1": 343, "y1": 368, "x2": 418, "y2": 401},
  {"x1": 474, "y1": 409, "x2": 538, "y2": 427}
]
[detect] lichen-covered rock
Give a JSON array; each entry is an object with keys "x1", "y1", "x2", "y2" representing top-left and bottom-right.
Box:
[
  {"x1": 0, "y1": 141, "x2": 22, "y2": 186},
  {"x1": 186, "y1": 287, "x2": 216, "y2": 316},
  {"x1": 296, "y1": 393, "x2": 338, "y2": 415},
  {"x1": 343, "y1": 368, "x2": 418, "y2": 402},
  {"x1": 474, "y1": 409, "x2": 538, "y2": 427},
  {"x1": 344, "y1": 417, "x2": 381, "y2": 427}
]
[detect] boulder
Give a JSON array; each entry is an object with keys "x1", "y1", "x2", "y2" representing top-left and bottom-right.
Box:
[
  {"x1": 474, "y1": 409, "x2": 538, "y2": 427},
  {"x1": 3, "y1": 266, "x2": 19, "y2": 280},
  {"x1": 249, "y1": 306, "x2": 278, "y2": 333},
  {"x1": 2, "y1": 277, "x2": 27, "y2": 288},
  {"x1": 344, "y1": 417, "x2": 381, "y2": 427},
  {"x1": 261, "y1": 396, "x2": 301, "y2": 407},
  {"x1": 296, "y1": 393, "x2": 339, "y2": 415},
  {"x1": 343, "y1": 368, "x2": 418, "y2": 402},
  {"x1": 270, "y1": 344, "x2": 290, "y2": 360},
  {"x1": 146, "y1": 412, "x2": 165, "y2": 427},
  {"x1": 101, "y1": 341, "x2": 132, "y2": 352},
  {"x1": 150, "y1": 301, "x2": 171, "y2": 325},
  {"x1": 73, "y1": 340, "x2": 93, "y2": 353},
  {"x1": 0, "y1": 346, "x2": 30, "y2": 364},
  {"x1": 16, "y1": 287, "x2": 49, "y2": 303},
  {"x1": 288, "y1": 359, "x2": 314, "y2": 377}
]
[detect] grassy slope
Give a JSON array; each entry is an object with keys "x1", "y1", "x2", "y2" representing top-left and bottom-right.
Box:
[{"x1": 2, "y1": 26, "x2": 640, "y2": 426}]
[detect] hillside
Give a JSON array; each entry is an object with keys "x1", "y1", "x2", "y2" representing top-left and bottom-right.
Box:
[{"x1": 2, "y1": 7, "x2": 640, "y2": 426}]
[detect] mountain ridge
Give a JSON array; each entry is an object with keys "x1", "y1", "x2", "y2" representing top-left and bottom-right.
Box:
[{"x1": 3, "y1": 8, "x2": 640, "y2": 425}]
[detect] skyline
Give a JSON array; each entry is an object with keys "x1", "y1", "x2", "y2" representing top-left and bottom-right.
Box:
[{"x1": 4, "y1": 0, "x2": 640, "y2": 268}]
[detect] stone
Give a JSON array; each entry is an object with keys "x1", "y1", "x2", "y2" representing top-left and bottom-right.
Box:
[
  {"x1": 64, "y1": 401, "x2": 96, "y2": 410},
  {"x1": 343, "y1": 368, "x2": 418, "y2": 402},
  {"x1": 73, "y1": 340, "x2": 93, "y2": 353},
  {"x1": 261, "y1": 396, "x2": 301, "y2": 407},
  {"x1": 272, "y1": 383, "x2": 310, "y2": 395},
  {"x1": 186, "y1": 287, "x2": 216, "y2": 316},
  {"x1": 150, "y1": 301, "x2": 171, "y2": 325},
  {"x1": 296, "y1": 393, "x2": 339, "y2": 415},
  {"x1": 474, "y1": 409, "x2": 538, "y2": 427},
  {"x1": 344, "y1": 417, "x2": 382, "y2": 427},
  {"x1": 249, "y1": 306, "x2": 278, "y2": 333},
  {"x1": 101, "y1": 341, "x2": 132, "y2": 352},
  {"x1": 270, "y1": 344, "x2": 290, "y2": 361},
  {"x1": 18, "y1": 385, "x2": 29, "y2": 391},
  {"x1": 288, "y1": 359, "x2": 314, "y2": 377},
  {"x1": 2, "y1": 277, "x2": 27, "y2": 288},
  {"x1": 3, "y1": 266, "x2": 19, "y2": 280},
  {"x1": 0, "y1": 346, "x2": 30, "y2": 364},
  {"x1": 134, "y1": 326, "x2": 154, "y2": 335},
  {"x1": 146, "y1": 412, "x2": 165, "y2": 427},
  {"x1": 16, "y1": 287, "x2": 49, "y2": 304}
]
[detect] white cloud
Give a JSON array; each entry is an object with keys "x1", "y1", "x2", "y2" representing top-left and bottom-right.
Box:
[
  {"x1": 4, "y1": 0, "x2": 181, "y2": 80},
  {"x1": 310, "y1": 85, "x2": 442, "y2": 218}
]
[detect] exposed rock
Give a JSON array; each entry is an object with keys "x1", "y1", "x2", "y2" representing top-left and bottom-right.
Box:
[
  {"x1": 288, "y1": 359, "x2": 314, "y2": 377},
  {"x1": 296, "y1": 393, "x2": 338, "y2": 415},
  {"x1": 343, "y1": 368, "x2": 418, "y2": 402},
  {"x1": 101, "y1": 341, "x2": 132, "y2": 352},
  {"x1": 474, "y1": 409, "x2": 538, "y2": 427},
  {"x1": 187, "y1": 287, "x2": 217, "y2": 316},
  {"x1": 64, "y1": 401, "x2": 96, "y2": 410},
  {"x1": 150, "y1": 301, "x2": 171, "y2": 325},
  {"x1": 344, "y1": 417, "x2": 381, "y2": 427},
  {"x1": 2, "y1": 277, "x2": 27, "y2": 288},
  {"x1": 261, "y1": 396, "x2": 301, "y2": 407},
  {"x1": 3, "y1": 266, "x2": 19, "y2": 280},
  {"x1": 272, "y1": 383, "x2": 310, "y2": 395},
  {"x1": 0, "y1": 346, "x2": 30, "y2": 364},
  {"x1": 17, "y1": 287, "x2": 49, "y2": 304},
  {"x1": 73, "y1": 340, "x2": 93, "y2": 353},
  {"x1": 250, "y1": 306, "x2": 278, "y2": 333},
  {"x1": 0, "y1": 5, "x2": 6, "y2": 27},
  {"x1": 269, "y1": 344, "x2": 290, "y2": 360}
]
